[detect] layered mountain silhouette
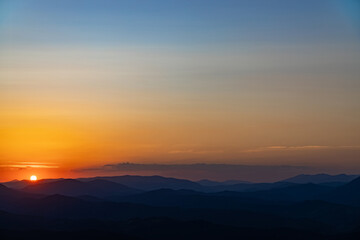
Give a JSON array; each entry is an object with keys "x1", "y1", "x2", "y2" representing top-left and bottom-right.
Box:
[
  {"x1": 1, "y1": 174, "x2": 360, "y2": 239},
  {"x1": 2, "y1": 178, "x2": 65, "y2": 189},
  {"x1": 4, "y1": 173, "x2": 356, "y2": 193},
  {"x1": 78, "y1": 175, "x2": 203, "y2": 191},
  {"x1": 0, "y1": 183, "x2": 42, "y2": 203}
]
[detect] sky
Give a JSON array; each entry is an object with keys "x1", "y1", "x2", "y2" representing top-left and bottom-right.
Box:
[{"x1": 0, "y1": 0, "x2": 359, "y2": 181}]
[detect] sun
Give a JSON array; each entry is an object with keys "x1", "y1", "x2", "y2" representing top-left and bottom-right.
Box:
[{"x1": 30, "y1": 175, "x2": 38, "y2": 181}]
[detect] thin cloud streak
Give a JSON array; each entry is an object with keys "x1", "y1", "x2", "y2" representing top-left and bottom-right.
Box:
[
  {"x1": 168, "y1": 149, "x2": 224, "y2": 154},
  {"x1": 0, "y1": 162, "x2": 59, "y2": 169},
  {"x1": 241, "y1": 145, "x2": 360, "y2": 153}
]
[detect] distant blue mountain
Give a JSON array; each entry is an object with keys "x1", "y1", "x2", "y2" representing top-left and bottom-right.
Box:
[
  {"x1": 1, "y1": 180, "x2": 29, "y2": 189},
  {"x1": 22, "y1": 179, "x2": 139, "y2": 197},
  {"x1": 2, "y1": 175, "x2": 322, "y2": 193},
  {"x1": 77, "y1": 175, "x2": 204, "y2": 191},
  {"x1": 281, "y1": 174, "x2": 359, "y2": 184},
  {"x1": 2, "y1": 178, "x2": 65, "y2": 189},
  {"x1": 77, "y1": 175, "x2": 297, "y2": 192}
]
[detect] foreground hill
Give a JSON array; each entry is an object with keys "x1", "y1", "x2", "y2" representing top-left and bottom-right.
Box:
[
  {"x1": 2, "y1": 210, "x2": 354, "y2": 240},
  {"x1": 0, "y1": 192, "x2": 360, "y2": 237},
  {"x1": 0, "y1": 191, "x2": 337, "y2": 231}
]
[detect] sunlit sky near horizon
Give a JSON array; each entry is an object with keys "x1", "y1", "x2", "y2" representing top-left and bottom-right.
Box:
[{"x1": 0, "y1": 0, "x2": 359, "y2": 181}]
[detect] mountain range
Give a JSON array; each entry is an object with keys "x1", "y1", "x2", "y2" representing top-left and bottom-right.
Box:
[{"x1": 1, "y1": 173, "x2": 360, "y2": 239}]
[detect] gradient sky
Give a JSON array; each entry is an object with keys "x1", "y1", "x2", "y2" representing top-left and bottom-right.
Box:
[{"x1": 0, "y1": 0, "x2": 359, "y2": 181}]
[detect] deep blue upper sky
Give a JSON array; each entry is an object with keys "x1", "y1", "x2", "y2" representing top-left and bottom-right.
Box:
[{"x1": 1, "y1": 0, "x2": 359, "y2": 46}]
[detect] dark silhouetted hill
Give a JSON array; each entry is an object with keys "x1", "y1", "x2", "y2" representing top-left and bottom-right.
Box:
[
  {"x1": 197, "y1": 179, "x2": 250, "y2": 186},
  {"x1": 109, "y1": 184, "x2": 336, "y2": 210},
  {"x1": 109, "y1": 188, "x2": 269, "y2": 209},
  {"x1": 207, "y1": 181, "x2": 297, "y2": 192},
  {"x1": 22, "y1": 179, "x2": 140, "y2": 197},
  {"x1": 2, "y1": 210, "x2": 353, "y2": 240},
  {"x1": 0, "y1": 183, "x2": 42, "y2": 208},
  {"x1": 322, "y1": 176, "x2": 360, "y2": 206},
  {"x1": 0, "y1": 193, "x2": 330, "y2": 231},
  {"x1": 245, "y1": 183, "x2": 334, "y2": 202}
]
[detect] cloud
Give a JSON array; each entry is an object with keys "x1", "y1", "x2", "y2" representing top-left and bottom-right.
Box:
[
  {"x1": 241, "y1": 145, "x2": 360, "y2": 153},
  {"x1": 0, "y1": 162, "x2": 59, "y2": 169},
  {"x1": 168, "y1": 149, "x2": 224, "y2": 154}
]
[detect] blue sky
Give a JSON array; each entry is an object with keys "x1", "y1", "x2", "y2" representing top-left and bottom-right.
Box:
[{"x1": 1, "y1": 0, "x2": 359, "y2": 46}]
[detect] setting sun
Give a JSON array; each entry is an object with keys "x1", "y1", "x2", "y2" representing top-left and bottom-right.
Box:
[{"x1": 30, "y1": 175, "x2": 37, "y2": 181}]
